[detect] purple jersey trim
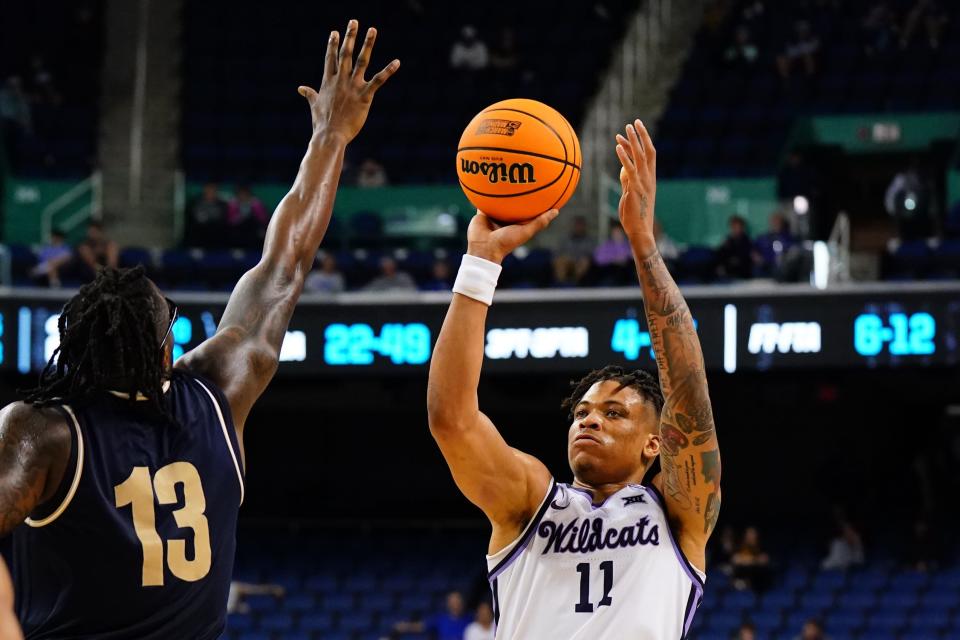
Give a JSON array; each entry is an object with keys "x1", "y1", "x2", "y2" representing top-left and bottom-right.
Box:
[
  {"x1": 643, "y1": 484, "x2": 707, "y2": 589},
  {"x1": 487, "y1": 479, "x2": 558, "y2": 581}
]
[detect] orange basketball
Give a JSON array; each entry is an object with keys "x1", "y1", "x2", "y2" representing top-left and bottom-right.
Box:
[{"x1": 456, "y1": 98, "x2": 581, "y2": 223}]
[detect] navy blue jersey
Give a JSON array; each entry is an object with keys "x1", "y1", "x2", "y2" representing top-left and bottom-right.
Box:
[{"x1": 11, "y1": 371, "x2": 245, "y2": 640}]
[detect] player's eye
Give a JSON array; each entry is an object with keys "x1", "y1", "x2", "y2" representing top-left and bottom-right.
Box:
[
  {"x1": 574, "y1": 409, "x2": 588, "y2": 419},
  {"x1": 607, "y1": 410, "x2": 622, "y2": 418}
]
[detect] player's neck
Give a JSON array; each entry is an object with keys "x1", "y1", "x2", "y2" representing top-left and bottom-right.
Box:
[{"x1": 571, "y1": 474, "x2": 646, "y2": 506}]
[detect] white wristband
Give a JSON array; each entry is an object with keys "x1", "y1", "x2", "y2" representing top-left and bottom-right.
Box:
[{"x1": 452, "y1": 254, "x2": 502, "y2": 306}]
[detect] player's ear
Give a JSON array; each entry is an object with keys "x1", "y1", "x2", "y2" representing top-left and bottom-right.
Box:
[{"x1": 644, "y1": 432, "x2": 661, "y2": 459}]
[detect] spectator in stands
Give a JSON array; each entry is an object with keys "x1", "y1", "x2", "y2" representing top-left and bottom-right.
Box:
[
  {"x1": 227, "y1": 185, "x2": 269, "y2": 248},
  {"x1": 27, "y1": 54, "x2": 61, "y2": 106},
  {"x1": 905, "y1": 518, "x2": 941, "y2": 572},
  {"x1": 185, "y1": 182, "x2": 229, "y2": 247},
  {"x1": 552, "y1": 215, "x2": 594, "y2": 286},
  {"x1": 31, "y1": 228, "x2": 73, "y2": 288},
  {"x1": 76, "y1": 221, "x2": 118, "y2": 279},
  {"x1": 752, "y1": 212, "x2": 796, "y2": 277},
  {"x1": 711, "y1": 525, "x2": 738, "y2": 575},
  {"x1": 0, "y1": 76, "x2": 32, "y2": 168},
  {"x1": 463, "y1": 601, "x2": 495, "y2": 640},
  {"x1": 421, "y1": 258, "x2": 453, "y2": 291},
  {"x1": 821, "y1": 520, "x2": 865, "y2": 571},
  {"x1": 900, "y1": 0, "x2": 948, "y2": 49},
  {"x1": 777, "y1": 20, "x2": 820, "y2": 80},
  {"x1": 734, "y1": 622, "x2": 757, "y2": 640},
  {"x1": 716, "y1": 215, "x2": 753, "y2": 279},
  {"x1": 724, "y1": 26, "x2": 760, "y2": 68},
  {"x1": 393, "y1": 590, "x2": 470, "y2": 640},
  {"x1": 450, "y1": 26, "x2": 489, "y2": 70},
  {"x1": 778, "y1": 152, "x2": 818, "y2": 204},
  {"x1": 861, "y1": 2, "x2": 899, "y2": 57},
  {"x1": 364, "y1": 256, "x2": 417, "y2": 292},
  {"x1": 655, "y1": 220, "x2": 681, "y2": 271},
  {"x1": 490, "y1": 28, "x2": 519, "y2": 71},
  {"x1": 305, "y1": 253, "x2": 345, "y2": 294},
  {"x1": 591, "y1": 224, "x2": 634, "y2": 285},
  {"x1": 885, "y1": 159, "x2": 934, "y2": 240},
  {"x1": 356, "y1": 158, "x2": 388, "y2": 188},
  {"x1": 731, "y1": 526, "x2": 772, "y2": 591},
  {"x1": 226, "y1": 581, "x2": 284, "y2": 615},
  {"x1": 793, "y1": 618, "x2": 829, "y2": 640}
]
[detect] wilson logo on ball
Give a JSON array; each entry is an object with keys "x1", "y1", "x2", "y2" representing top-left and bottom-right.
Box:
[
  {"x1": 460, "y1": 159, "x2": 536, "y2": 184},
  {"x1": 475, "y1": 119, "x2": 522, "y2": 136}
]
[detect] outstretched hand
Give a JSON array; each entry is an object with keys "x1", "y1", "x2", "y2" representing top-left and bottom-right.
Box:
[
  {"x1": 298, "y1": 19, "x2": 400, "y2": 142},
  {"x1": 615, "y1": 119, "x2": 657, "y2": 254},
  {"x1": 466, "y1": 210, "x2": 559, "y2": 265}
]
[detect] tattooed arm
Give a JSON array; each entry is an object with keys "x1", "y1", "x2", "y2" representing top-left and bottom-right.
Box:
[
  {"x1": 0, "y1": 402, "x2": 71, "y2": 537},
  {"x1": 615, "y1": 120, "x2": 720, "y2": 572}
]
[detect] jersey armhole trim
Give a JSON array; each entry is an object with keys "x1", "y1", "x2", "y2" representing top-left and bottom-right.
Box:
[
  {"x1": 193, "y1": 378, "x2": 245, "y2": 506},
  {"x1": 487, "y1": 478, "x2": 557, "y2": 581},
  {"x1": 644, "y1": 484, "x2": 707, "y2": 587},
  {"x1": 25, "y1": 405, "x2": 84, "y2": 528}
]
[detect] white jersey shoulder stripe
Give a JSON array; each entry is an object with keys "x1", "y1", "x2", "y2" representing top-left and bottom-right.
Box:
[
  {"x1": 26, "y1": 405, "x2": 85, "y2": 528},
  {"x1": 487, "y1": 478, "x2": 558, "y2": 580},
  {"x1": 193, "y1": 378, "x2": 245, "y2": 506}
]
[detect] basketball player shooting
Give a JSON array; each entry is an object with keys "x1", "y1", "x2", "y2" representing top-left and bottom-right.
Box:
[
  {"x1": 0, "y1": 21, "x2": 396, "y2": 638},
  {"x1": 428, "y1": 120, "x2": 720, "y2": 639}
]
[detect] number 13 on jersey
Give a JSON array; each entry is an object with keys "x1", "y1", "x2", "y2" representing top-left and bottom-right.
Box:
[{"x1": 114, "y1": 462, "x2": 212, "y2": 587}]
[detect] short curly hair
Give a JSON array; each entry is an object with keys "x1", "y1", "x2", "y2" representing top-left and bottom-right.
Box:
[{"x1": 561, "y1": 365, "x2": 664, "y2": 419}]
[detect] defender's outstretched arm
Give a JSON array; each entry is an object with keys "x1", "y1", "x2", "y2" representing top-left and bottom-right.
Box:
[
  {"x1": 177, "y1": 20, "x2": 398, "y2": 436},
  {"x1": 427, "y1": 212, "x2": 556, "y2": 548},
  {"x1": 616, "y1": 120, "x2": 720, "y2": 572}
]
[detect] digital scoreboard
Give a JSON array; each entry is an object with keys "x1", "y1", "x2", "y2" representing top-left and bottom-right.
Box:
[{"x1": 2, "y1": 283, "x2": 958, "y2": 376}]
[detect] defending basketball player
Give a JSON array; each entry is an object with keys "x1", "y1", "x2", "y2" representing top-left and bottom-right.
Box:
[
  {"x1": 428, "y1": 120, "x2": 720, "y2": 639},
  {"x1": 0, "y1": 21, "x2": 396, "y2": 638}
]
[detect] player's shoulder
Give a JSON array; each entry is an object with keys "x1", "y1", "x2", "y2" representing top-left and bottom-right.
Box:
[{"x1": 0, "y1": 401, "x2": 71, "y2": 455}]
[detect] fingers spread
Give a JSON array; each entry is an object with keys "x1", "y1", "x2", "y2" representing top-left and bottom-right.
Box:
[
  {"x1": 339, "y1": 19, "x2": 359, "y2": 73},
  {"x1": 616, "y1": 144, "x2": 637, "y2": 176},
  {"x1": 626, "y1": 123, "x2": 644, "y2": 169},
  {"x1": 324, "y1": 31, "x2": 339, "y2": 77},
  {"x1": 635, "y1": 119, "x2": 656, "y2": 164},
  {"x1": 362, "y1": 59, "x2": 400, "y2": 98},
  {"x1": 353, "y1": 27, "x2": 377, "y2": 79}
]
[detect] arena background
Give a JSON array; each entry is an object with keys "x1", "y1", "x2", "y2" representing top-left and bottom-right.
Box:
[{"x1": 2, "y1": 1, "x2": 959, "y2": 639}]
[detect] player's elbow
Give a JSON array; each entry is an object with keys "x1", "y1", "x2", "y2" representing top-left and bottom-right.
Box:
[{"x1": 426, "y1": 385, "x2": 466, "y2": 437}]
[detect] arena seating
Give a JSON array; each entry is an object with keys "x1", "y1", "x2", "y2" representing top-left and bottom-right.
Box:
[
  {"x1": 655, "y1": 0, "x2": 960, "y2": 178},
  {"x1": 0, "y1": 1, "x2": 103, "y2": 178},
  {"x1": 181, "y1": 0, "x2": 638, "y2": 184},
  {"x1": 219, "y1": 527, "x2": 960, "y2": 640}
]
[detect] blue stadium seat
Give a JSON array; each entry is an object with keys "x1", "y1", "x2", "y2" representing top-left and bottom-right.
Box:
[
  {"x1": 118, "y1": 246, "x2": 154, "y2": 271},
  {"x1": 259, "y1": 612, "x2": 293, "y2": 632},
  {"x1": 226, "y1": 613, "x2": 254, "y2": 631},
  {"x1": 282, "y1": 594, "x2": 315, "y2": 612},
  {"x1": 304, "y1": 573, "x2": 339, "y2": 593},
  {"x1": 320, "y1": 593, "x2": 355, "y2": 612},
  {"x1": 299, "y1": 612, "x2": 334, "y2": 633}
]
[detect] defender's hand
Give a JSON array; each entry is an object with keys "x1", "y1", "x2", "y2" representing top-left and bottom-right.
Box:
[
  {"x1": 466, "y1": 210, "x2": 559, "y2": 265},
  {"x1": 298, "y1": 19, "x2": 400, "y2": 142},
  {"x1": 615, "y1": 119, "x2": 657, "y2": 255}
]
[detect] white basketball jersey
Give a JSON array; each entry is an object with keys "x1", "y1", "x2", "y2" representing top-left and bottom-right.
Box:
[{"x1": 486, "y1": 481, "x2": 705, "y2": 640}]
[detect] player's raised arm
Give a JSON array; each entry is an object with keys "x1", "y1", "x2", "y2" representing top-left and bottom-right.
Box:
[
  {"x1": 615, "y1": 120, "x2": 721, "y2": 571},
  {"x1": 427, "y1": 211, "x2": 556, "y2": 549},
  {"x1": 177, "y1": 20, "x2": 398, "y2": 433}
]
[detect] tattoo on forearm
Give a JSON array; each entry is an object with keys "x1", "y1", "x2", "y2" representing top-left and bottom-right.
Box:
[
  {"x1": 638, "y1": 251, "x2": 721, "y2": 531},
  {"x1": 704, "y1": 492, "x2": 721, "y2": 535}
]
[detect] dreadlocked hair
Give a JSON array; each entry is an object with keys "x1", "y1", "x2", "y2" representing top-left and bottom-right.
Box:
[
  {"x1": 561, "y1": 365, "x2": 665, "y2": 419},
  {"x1": 23, "y1": 265, "x2": 173, "y2": 421}
]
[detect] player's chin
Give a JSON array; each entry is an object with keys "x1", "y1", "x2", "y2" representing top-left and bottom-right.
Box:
[{"x1": 569, "y1": 448, "x2": 605, "y2": 476}]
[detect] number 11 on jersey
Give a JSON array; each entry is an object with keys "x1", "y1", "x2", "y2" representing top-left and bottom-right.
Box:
[{"x1": 575, "y1": 561, "x2": 614, "y2": 612}]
